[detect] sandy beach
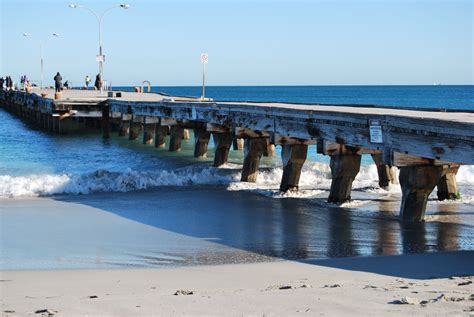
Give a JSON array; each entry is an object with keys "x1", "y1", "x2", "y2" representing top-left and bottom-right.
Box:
[{"x1": 1, "y1": 251, "x2": 473, "y2": 316}]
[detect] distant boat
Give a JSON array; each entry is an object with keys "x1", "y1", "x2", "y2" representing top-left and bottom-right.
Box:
[{"x1": 433, "y1": 82, "x2": 442, "y2": 86}]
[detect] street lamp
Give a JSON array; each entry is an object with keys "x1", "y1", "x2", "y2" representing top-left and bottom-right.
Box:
[
  {"x1": 69, "y1": 3, "x2": 130, "y2": 94},
  {"x1": 23, "y1": 32, "x2": 60, "y2": 89}
]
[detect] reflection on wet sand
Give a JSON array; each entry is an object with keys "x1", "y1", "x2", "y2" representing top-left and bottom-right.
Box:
[{"x1": 1, "y1": 188, "x2": 472, "y2": 269}]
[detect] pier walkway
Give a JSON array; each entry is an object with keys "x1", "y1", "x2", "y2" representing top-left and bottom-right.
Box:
[{"x1": 1, "y1": 87, "x2": 473, "y2": 221}]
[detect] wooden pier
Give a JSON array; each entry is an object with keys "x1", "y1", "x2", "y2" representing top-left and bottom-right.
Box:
[{"x1": 1, "y1": 88, "x2": 473, "y2": 221}]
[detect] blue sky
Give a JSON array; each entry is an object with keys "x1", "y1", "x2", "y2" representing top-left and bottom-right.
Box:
[{"x1": 1, "y1": 0, "x2": 472, "y2": 86}]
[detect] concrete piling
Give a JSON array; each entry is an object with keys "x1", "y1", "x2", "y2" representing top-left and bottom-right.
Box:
[
  {"x1": 371, "y1": 154, "x2": 397, "y2": 189},
  {"x1": 279, "y1": 144, "x2": 308, "y2": 192},
  {"x1": 241, "y1": 137, "x2": 267, "y2": 182},
  {"x1": 328, "y1": 153, "x2": 361, "y2": 204},
  {"x1": 212, "y1": 132, "x2": 233, "y2": 167},
  {"x1": 399, "y1": 165, "x2": 443, "y2": 221},
  {"x1": 194, "y1": 129, "x2": 211, "y2": 158},
  {"x1": 169, "y1": 125, "x2": 184, "y2": 151},
  {"x1": 437, "y1": 165, "x2": 460, "y2": 201}
]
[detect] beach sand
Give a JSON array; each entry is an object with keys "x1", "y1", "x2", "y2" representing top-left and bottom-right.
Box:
[{"x1": 1, "y1": 251, "x2": 473, "y2": 316}]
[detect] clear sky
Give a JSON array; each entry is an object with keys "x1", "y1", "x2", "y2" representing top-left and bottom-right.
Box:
[{"x1": 1, "y1": 0, "x2": 472, "y2": 86}]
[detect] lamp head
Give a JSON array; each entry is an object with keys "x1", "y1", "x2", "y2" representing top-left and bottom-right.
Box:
[
  {"x1": 120, "y1": 4, "x2": 130, "y2": 9},
  {"x1": 69, "y1": 4, "x2": 77, "y2": 8},
  {"x1": 23, "y1": 32, "x2": 31, "y2": 37},
  {"x1": 53, "y1": 33, "x2": 60, "y2": 37}
]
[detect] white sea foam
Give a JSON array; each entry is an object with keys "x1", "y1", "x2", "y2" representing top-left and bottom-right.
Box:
[{"x1": 1, "y1": 163, "x2": 473, "y2": 202}]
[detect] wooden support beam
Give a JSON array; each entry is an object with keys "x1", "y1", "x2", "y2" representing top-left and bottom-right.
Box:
[
  {"x1": 263, "y1": 139, "x2": 275, "y2": 157},
  {"x1": 328, "y1": 153, "x2": 361, "y2": 204},
  {"x1": 393, "y1": 152, "x2": 455, "y2": 167},
  {"x1": 207, "y1": 123, "x2": 230, "y2": 133},
  {"x1": 169, "y1": 125, "x2": 184, "y2": 151},
  {"x1": 399, "y1": 165, "x2": 443, "y2": 221},
  {"x1": 371, "y1": 154, "x2": 398, "y2": 189},
  {"x1": 154, "y1": 122, "x2": 168, "y2": 148},
  {"x1": 128, "y1": 115, "x2": 141, "y2": 140},
  {"x1": 212, "y1": 132, "x2": 233, "y2": 167},
  {"x1": 275, "y1": 135, "x2": 317, "y2": 145},
  {"x1": 318, "y1": 140, "x2": 381, "y2": 156},
  {"x1": 233, "y1": 138, "x2": 244, "y2": 151},
  {"x1": 437, "y1": 165, "x2": 460, "y2": 201},
  {"x1": 194, "y1": 129, "x2": 211, "y2": 158},
  {"x1": 241, "y1": 137, "x2": 267, "y2": 182},
  {"x1": 118, "y1": 113, "x2": 128, "y2": 136},
  {"x1": 142, "y1": 117, "x2": 154, "y2": 145},
  {"x1": 280, "y1": 144, "x2": 308, "y2": 192},
  {"x1": 234, "y1": 127, "x2": 269, "y2": 139},
  {"x1": 102, "y1": 103, "x2": 110, "y2": 139},
  {"x1": 183, "y1": 128, "x2": 191, "y2": 140}
]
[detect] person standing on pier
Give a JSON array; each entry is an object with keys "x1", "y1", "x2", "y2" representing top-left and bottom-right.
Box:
[
  {"x1": 94, "y1": 73, "x2": 102, "y2": 91},
  {"x1": 85, "y1": 75, "x2": 91, "y2": 89},
  {"x1": 54, "y1": 72, "x2": 62, "y2": 92}
]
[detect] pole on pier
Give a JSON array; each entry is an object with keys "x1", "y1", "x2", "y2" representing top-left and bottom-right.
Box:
[{"x1": 200, "y1": 53, "x2": 208, "y2": 100}]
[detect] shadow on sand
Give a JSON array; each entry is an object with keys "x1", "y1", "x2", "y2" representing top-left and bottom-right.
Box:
[{"x1": 53, "y1": 187, "x2": 474, "y2": 279}]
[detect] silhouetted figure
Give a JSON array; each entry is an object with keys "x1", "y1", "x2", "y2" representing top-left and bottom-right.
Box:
[
  {"x1": 94, "y1": 73, "x2": 102, "y2": 90},
  {"x1": 54, "y1": 72, "x2": 62, "y2": 92},
  {"x1": 85, "y1": 75, "x2": 91, "y2": 89}
]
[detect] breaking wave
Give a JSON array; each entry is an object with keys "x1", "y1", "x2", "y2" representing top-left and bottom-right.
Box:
[{"x1": 1, "y1": 163, "x2": 473, "y2": 201}]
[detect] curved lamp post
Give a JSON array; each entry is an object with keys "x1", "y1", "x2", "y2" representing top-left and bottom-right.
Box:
[
  {"x1": 69, "y1": 3, "x2": 130, "y2": 94},
  {"x1": 23, "y1": 32, "x2": 60, "y2": 89}
]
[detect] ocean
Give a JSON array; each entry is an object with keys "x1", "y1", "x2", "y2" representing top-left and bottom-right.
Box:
[{"x1": 1, "y1": 85, "x2": 473, "y2": 270}]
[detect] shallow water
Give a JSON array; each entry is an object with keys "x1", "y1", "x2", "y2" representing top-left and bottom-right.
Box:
[{"x1": 1, "y1": 188, "x2": 473, "y2": 270}]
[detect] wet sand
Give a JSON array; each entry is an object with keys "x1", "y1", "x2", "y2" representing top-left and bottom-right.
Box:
[
  {"x1": 1, "y1": 252, "x2": 473, "y2": 316},
  {"x1": 1, "y1": 188, "x2": 473, "y2": 270}
]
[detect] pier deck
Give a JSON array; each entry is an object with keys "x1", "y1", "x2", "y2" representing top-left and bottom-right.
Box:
[{"x1": 1, "y1": 88, "x2": 473, "y2": 221}]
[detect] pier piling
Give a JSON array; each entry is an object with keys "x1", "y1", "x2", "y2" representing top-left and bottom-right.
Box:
[
  {"x1": 437, "y1": 165, "x2": 460, "y2": 201},
  {"x1": 399, "y1": 165, "x2": 443, "y2": 221},
  {"x1": 371, "y1": 154, "x2": 398, "y2": 189},
  {"x1": 279, "y1": 144, "x2": 308, "y2": 192},
  {"x1": 212, "y1": 132, "x2": 233, "y2": 167},
  {"x1": 169, "y1": 125, "x2": 184, "y2": 151},
  {"x1": 328, "y1": 153, "x2": 361, "y2": 204},
  {"x1": 241, "y1": 137, "x2": 267, "y2": 182},
  {"x1": 128, "y1": 115, "x2": 141, "y2": 140},
  {"x1": 142, "y1": 117, "x2": 154, "y2": 145},
  {"x1": 154, "y1": 122, "x2": 168, "y2": 148},
  {"x1": 194, "y1": 128, "x2": 211, "y2": 158}
]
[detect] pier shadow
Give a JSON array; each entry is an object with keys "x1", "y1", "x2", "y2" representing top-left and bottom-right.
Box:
[{"x1": 52, "y1": 187, "x2": 474, "y2": 279}]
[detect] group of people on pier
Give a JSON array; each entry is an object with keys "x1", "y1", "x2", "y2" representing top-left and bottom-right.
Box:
[{"x1": 1, "y1": 72, "x2": 102, "y2": 92}]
